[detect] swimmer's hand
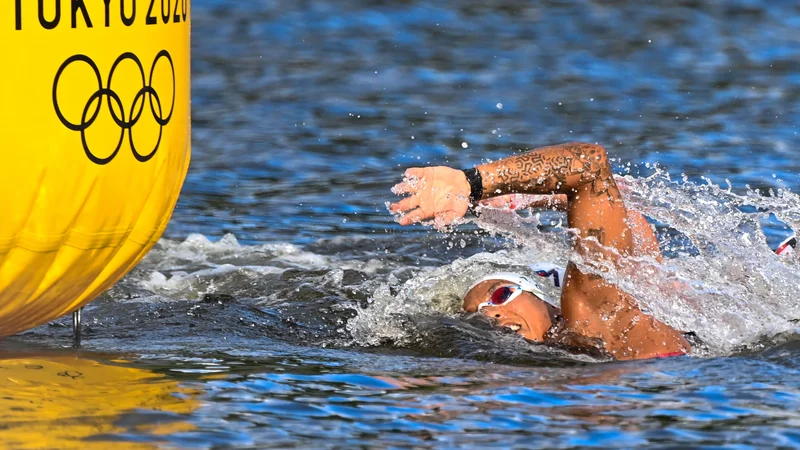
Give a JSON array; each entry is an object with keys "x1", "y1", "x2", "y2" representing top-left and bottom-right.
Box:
[{"x1": 389, "y1": 167, "x2": 470, "y2": 229}]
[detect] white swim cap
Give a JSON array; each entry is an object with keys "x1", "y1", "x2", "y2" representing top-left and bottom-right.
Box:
[
  {"x1": 529, "y1": 262, "x2": 566, "y2": 289},
  {"x1": 467, "y1": 272, "x2": 556, "y2": 307}
]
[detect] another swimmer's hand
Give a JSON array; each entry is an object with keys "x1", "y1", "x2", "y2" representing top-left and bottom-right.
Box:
[
  {"x1": 480, "y1": 194, "x2": 568, "y2": 211},
  {"x1": 389, "y1": 167, "x2": 470, "y2": 229},
  {"x1": 479, "y1": 194, "x2": 524, "y2": 210}
]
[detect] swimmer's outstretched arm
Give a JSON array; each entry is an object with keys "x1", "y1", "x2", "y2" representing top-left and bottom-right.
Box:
[
  {"x1": 390, "y1": 142, "x2": 619, "y2": 224},
  {"x1": 390, "y1": 142, "x2": 687, "y2": 359}
]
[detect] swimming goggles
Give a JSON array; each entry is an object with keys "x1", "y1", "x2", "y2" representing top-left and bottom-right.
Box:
[
  {"x1": 477, "y1": 284, "x2": 526, "y2": 311},
  {"x1": 468, "y1": 272, "x2": 556, "y2": 308}
]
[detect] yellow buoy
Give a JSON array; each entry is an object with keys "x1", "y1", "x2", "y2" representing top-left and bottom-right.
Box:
[{"x1": 0, "y1": 0, "x2": 191, "y2": 335}]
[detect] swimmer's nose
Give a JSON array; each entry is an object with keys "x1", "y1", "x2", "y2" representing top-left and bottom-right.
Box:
[{"x1": 478, "y1": 304, "x2": 507, "y2": 320}]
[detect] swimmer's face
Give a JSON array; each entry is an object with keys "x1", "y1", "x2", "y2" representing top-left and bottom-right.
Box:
[{"x1": 463, "y1": 280, "x2": 555, "y2": 342}]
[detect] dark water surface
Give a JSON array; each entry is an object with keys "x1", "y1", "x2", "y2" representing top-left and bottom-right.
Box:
[{"x1": 5, "y1": 0, "x2": 800, "y2": 448}]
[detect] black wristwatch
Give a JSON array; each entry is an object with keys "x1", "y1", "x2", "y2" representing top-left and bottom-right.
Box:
[{"x1": 461, "y1": 168, "x2": 483, "y2": 205}]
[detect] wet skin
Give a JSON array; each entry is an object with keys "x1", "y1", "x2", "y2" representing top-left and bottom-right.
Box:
[
  {"x1": 462, "y1": 280, "x2": 559, "y2": 342},
  {"x1": 390, "y1": 142, "x2": 690, "y2": 360}
]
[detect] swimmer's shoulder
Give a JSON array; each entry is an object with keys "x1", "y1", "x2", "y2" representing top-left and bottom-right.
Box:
[{"x1": 541, "y1": 316, "x2": 611, "y2": 360}]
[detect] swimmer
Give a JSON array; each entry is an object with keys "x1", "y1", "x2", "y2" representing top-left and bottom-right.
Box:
[{"x1": 389, "y1": 142, "x2": 691, "y2": 360}]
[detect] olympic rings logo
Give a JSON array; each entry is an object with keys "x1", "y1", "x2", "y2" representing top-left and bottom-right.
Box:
[{"x1": 52, "y1": 50, "x2": 175, "y2": 165}]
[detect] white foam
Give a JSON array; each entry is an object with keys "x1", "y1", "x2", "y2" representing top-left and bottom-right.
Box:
[
  {"x1": 346, "y1": 247, "x2": 568, "y2": 348},
  {"x1": 128, "y1": 233, "x2": 346, "y2": 301},
  {"x1": 347, "y1": 169, "x2": 800, "y2": 356}
]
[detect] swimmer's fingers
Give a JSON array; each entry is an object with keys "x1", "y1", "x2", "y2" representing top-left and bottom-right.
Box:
[
  {"x1": 396, "y1": 208, "x2": 431, "y2": 226},
  {"x1": 433, "y1": 210, "x2": 463, "y2": 230},
  {"x1": 392, "y1": 169, "x2": 427, "y2": 195},
  {"x1": 391, "y1": 181, "x2": 414, "y2": 196},
  {"x1": 389, "y1": 195, "x2": 419, "y2": 214},
  {"x1": 404, "y1": 168, "x2": 425, "y2": 179}
]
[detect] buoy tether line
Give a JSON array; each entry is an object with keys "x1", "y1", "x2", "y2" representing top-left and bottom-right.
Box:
[{"x1": 72, "y1": 307, "x2": 84, "y2": 348}]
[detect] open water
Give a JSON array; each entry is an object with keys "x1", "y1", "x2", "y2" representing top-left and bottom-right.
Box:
[{"x1": 3, "y1": 0, "x2": 800, "y2": 448}]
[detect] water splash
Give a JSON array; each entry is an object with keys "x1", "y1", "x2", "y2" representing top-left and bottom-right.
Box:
[
  {"x1": 65, "y1": 177, "x2": 800, "y2": 360},
  {"x1": 614, "y1": 170, "x2": 800, "y2": 352},
  {"x1": 348, "y1": 171, "x2": 800, "y2": 357}
]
